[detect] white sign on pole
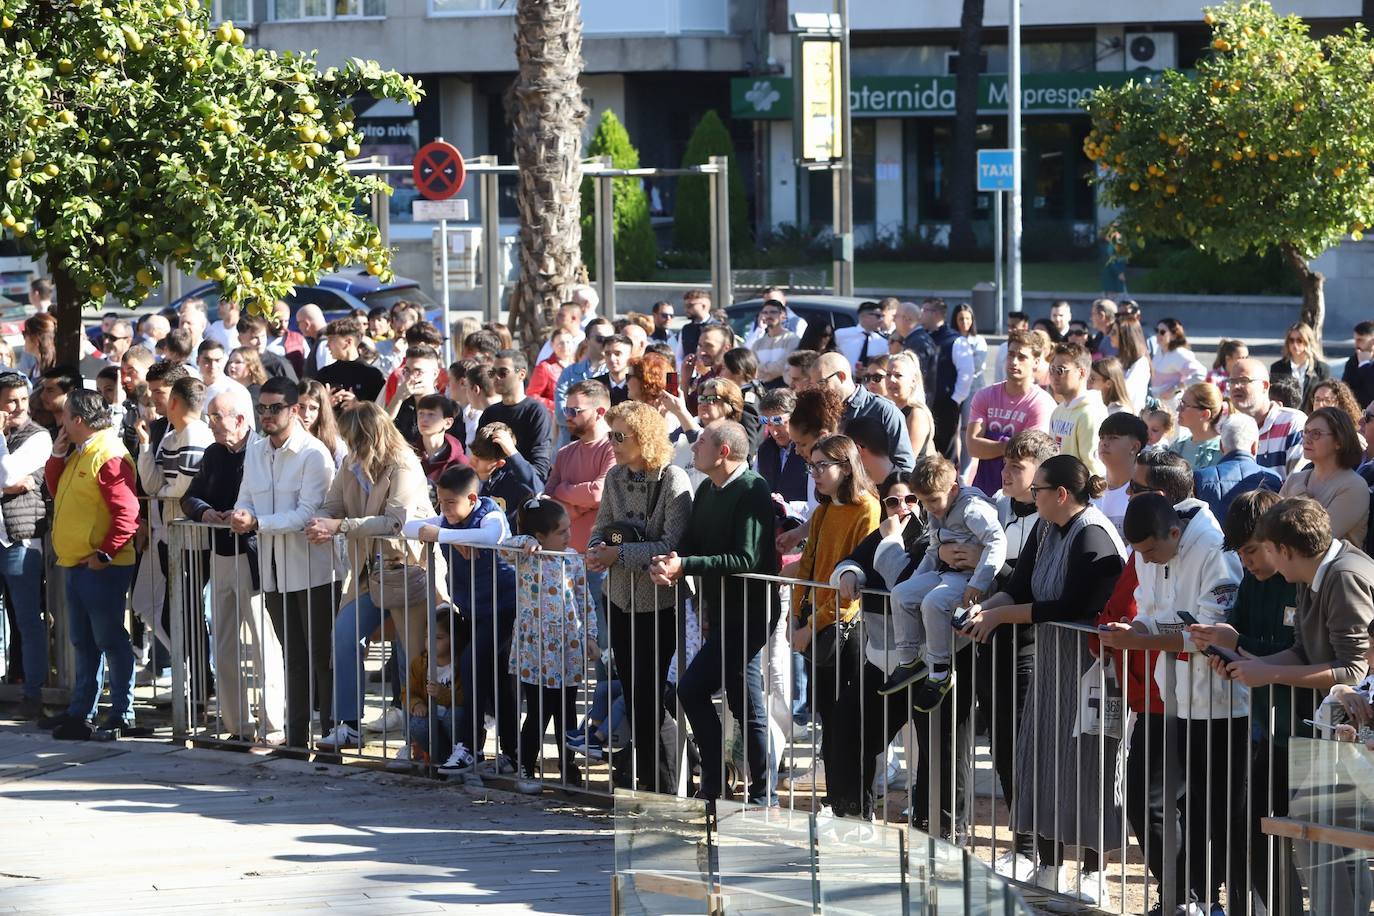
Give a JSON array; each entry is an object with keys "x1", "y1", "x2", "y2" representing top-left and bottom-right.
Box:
[{"x1": 412, "y1": 198, "x2": 470, "y2": 222}]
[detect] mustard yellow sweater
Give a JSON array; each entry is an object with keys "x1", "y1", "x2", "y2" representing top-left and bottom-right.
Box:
[{"x1": 793, "y1": 492, "x2": 881, "y2": 632}]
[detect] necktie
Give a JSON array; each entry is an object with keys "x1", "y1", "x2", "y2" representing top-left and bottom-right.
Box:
[{"x1": 858, "y1": 332, "x2": 871, "y2": 366}]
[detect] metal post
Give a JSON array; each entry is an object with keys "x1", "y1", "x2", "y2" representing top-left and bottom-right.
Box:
[
  {"x1": 835, "y1": 0, "x2": 854, "y2": 296},
  {"x1": 164, "y1": 258, "x2": 182, "y2": 304},
  {"x1": 708, "y1": 156, "x2": 733, "y2": 310},
  {"x1": 1008, "y1": 0, "x2": 1023, "y2": 316},
  {"x1": 168, "y1": 523, "x2": 188, "y2": 738},
  {"x1": 479, "y1": 155, "x2": 502, "y2": 323},
  {"x1": 993, "y1": 191, "x2": 1005, "y2": 332},
  {"x1": 373, "y1": 154, "x2": 391, "y2": 249},
  {"x1": 594, "y1": 157, "x2": 617, "y2": 318},
  {"x1": 439, "y1": 218, "x2": 453, "y2": 364}
]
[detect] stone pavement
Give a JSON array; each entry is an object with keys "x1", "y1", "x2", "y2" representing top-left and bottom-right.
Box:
[{"x1": 0, "y1": 727, "x2": 613, "y2": 914}]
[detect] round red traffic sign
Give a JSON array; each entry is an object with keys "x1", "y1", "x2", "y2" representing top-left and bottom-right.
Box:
[{"x1": 413, "y1": 141, "x2": 466, "y2": 201}]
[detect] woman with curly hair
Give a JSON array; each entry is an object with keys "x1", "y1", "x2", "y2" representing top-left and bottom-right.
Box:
[
  {"x1": 627, "y1": 351, "x2": 679, "y2": 432},
  {"x1": 1305, "y1": 377, "x2": 1361, "y2": 427},
  {"x1": 584, "y1": 400, "x2": 695, "y2": 792}
]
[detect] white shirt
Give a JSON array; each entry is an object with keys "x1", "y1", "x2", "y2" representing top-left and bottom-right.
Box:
[
  {"x1": 751, "y1": 330, "x2": 801, "y2": 383},
  {"x1": 1092, "y1": 481, "x2": 1131, "y2": 537},
  {"x1": 0, "y1": 424, "x2": 52, "y2": 547},
  {"x1": 234, "y1": 424, "x2": 340, "y2": 592},
  {"x1": 402, "y1": 510, "x2": 510, "y2": 546},
  {"x1": 1310, "y1": 538, "x2": 1345, "y2": 593},
  {"x1": 834, "y1": 325, "x2": 885, "y2": 370},
  {"x1": 950, "y1": 335, "x2": 984, "y2": 405},
  {"x1": 204, "y1": 320, "x2": 237, "y2": 352}
]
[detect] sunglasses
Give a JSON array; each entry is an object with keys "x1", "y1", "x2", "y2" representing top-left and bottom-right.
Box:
[
  {"x1": 101, "y1": 333, "x2": 130, "y2": 344},
  {"x1": 882, "y1": 494, "x2": 921, "y2": 510},
  {"x1": 255, "y1": 402, "x2": 290, "y2": 416},
  {"x1": 1049, "y1": 365, "x2": 1076, "y2": 376},
  {"x1": 861, "y1": 373, "x2": 888, "y2": 385},
  {"x1": 699, "y1": 394, "x2": 726, "y2": 405},
  {"x1": 609, "y1": 430, "x2": 629, "y2": 443},
  {"x1": 761, "y1": 414, "x2": 789, "y2": 426},
  {"x1": 492, "y1": 366, "x2": 515, "y2": 379},
  {"x1": 563, "y1": 405, "x2": 591, "y2": 419},
  {"x1": 1126, "y1": 480, "x2": 1158, "y2": 496},
  {"x1": 593, "y1": 335, "x2": 614, "y2": 346}
]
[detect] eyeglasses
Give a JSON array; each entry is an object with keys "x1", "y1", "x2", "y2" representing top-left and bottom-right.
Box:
[
  {"x1": 820, "y1": 370, "x2": 844, "y2": 385},
  {"x1": 699, "y1": 394, "x2": 726, "y2": 405},
  {"x1": 861, "y1": 373, "x2": 888, "y2": 385},
  {"x1": 101, "y1": 334, "x2": 130, "y2": 344},
  {"x1": 563, "y1": 405, "x2": 591, "y2": 419},
  {"x1": 1302, "y1": 427, "x2": 1332, "y2": 441},
  {"x1": 760, "y1": 310, "x2": 784, "y2": 318},
  {"x1": 1178, "y1": 401, "x2": 1201, "y2": 411},
  {"x1": 761, "y1": 414, "x2": 789, "y2": 426},
  {"x1": 1286, "y1": 338, "x2": 1306, "y2": 346},
  {"x1": 1225, "y1": 377, "x2": 1256, "y2": 388},
  {"x1": 592, "y1": 335, "x2": 613, "y2": 346},
  {"x1": 1028, "y1": 484, "x2": 1060, "y2": 495},
  {"x1": 492, "y1": 366, "x2": 515, "y2": 379},
  {"x1": 882, "y1": 494, "x2": 921, "y2": 510},
  {"x1": 807, "y1": 459, "x2": 841, "y2": 476},
  {"x1": 1049, "y1": 365, "x2": 1076, "y2": 376},
  {"x1": 255, "y1": 402, "x2": 289, "y2": 416},
  {"x1": 1127, "y1": 480, "x2": 1158, "y2": 496},
  {"x1": 609, "y1": 430, "x2": 629, "y2": 443}
]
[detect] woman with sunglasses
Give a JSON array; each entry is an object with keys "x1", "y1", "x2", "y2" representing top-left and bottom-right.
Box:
[
  {"x1": 1171, "y1": 381, "x2": 1225, "y2": 470},
  {"x1": 662, "y1": 377, "x2": 759, "y2": 485},
  {"x1": 585, "y1": 400, "x2": 694, "y2": 793},
  {"x1": 962, "y1": 455, "x2": 1126, "y2": 901},
  {"x1": 884, "y1": 351, "x2": 935, "y2": 461},
  {"x1": 1087, "y1": 357, "x2": 1133, "y2": 416},
  {"x1": 1149, "y1": 317, "x2": 1206, "y2": 405},
  {"x1": 1270, "y1": 321, "x2": 1330, "y2": 410},
  {"x1": 1279, "y1": 406, "x2": 1368, "y2": 546},
  {"x1": 789, "y1": 434, "x2": 880, "y2": 813}
]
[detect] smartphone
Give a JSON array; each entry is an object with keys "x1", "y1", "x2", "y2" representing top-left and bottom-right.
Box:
[
  {"x1": 1177, "y1": 611, "x2": 1200, "y2": 626},
  {"x1": 1205, "y1": 645, "x2": 1242, "y2": 665},
  {"x1": 952, "y1": 607, "x2": 972, "y2": 631},
  {"x1": 666, "y1": 371, "x2": 680, "y2": 396},
  {"x1": 1097, "y1": 623, "x2": 1116, "y2": 632}
]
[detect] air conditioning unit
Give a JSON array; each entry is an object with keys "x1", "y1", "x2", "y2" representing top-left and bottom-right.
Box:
[{"x1": 1123, "y1": 32, "x2": 1177, "y2": 71}]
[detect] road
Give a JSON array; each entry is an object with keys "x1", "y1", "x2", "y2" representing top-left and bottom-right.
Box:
[{"x1": 0, "y1": 727, "x2": 613, "y2": 915}]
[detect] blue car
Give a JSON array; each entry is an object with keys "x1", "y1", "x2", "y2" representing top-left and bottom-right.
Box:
[{"x1": 165, "y1": 268, "x2": 442, "y2": 331}]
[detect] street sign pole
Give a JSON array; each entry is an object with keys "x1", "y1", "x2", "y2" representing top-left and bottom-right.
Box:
[
  {"x1": 412, "y1": 137, "x2": 467, "y2": 361},
  {"x1": 993, "y1": 192, "x2": 1004, "y2": 332},
  {"x1": 439, "y1": 217, "x2": 451, "y2": 363},
  {"x1": 1008, "y1": 0, "x2": 1023, "y2": 318}
]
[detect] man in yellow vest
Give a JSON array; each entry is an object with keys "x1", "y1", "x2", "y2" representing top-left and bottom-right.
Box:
[{"x1": 37, "y1": 389, "x2": 140, "y2": 740}]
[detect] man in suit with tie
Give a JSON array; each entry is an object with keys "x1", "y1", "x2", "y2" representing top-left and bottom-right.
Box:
[
  {"x1": 834, "y1": 301, "x2": 887, "y2": 372},
  {"x1": 592, "y1": 334, "x2": 635, "y2": 406}
]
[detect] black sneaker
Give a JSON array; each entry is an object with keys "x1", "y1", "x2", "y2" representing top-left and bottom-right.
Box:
[
  {"x1": 910, "y1": 668, "x2": 954, "y2": 712},
  {"x1": 878, "y1": 659, "x2": 928, "y2": 696},
  {"x1": 37, "y1": 711, "x2": 76, "y2": 731},
  {"x1": 52, "y1": 719, "x2": 93, "y2": 741}
]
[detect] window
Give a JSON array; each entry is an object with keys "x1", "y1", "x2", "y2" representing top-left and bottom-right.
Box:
[
  {"x1": 429, "y1": 0, "x2": 513, "y2": 16},
  {"x1": 270, "y1": 0, "x2": 382, "y2": 21},
  {"x1": 214, "y1": 0, "x2": 252, "y2": 23}
]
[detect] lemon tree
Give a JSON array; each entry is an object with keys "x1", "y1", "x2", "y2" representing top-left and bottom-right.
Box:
[
  {"x1": 0, "y1": 0, "x2": 421, "y2": 360},
  {"x1": 1083, "y1": 0, "x2": 1374, "y2": 336}
]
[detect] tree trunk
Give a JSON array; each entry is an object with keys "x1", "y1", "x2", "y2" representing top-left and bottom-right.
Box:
[
  {"x1": 51, "y1": 259, "x2": 84, "y2": 369},
  {"x1": 508, "y1": 0, "x2": 588, "y2": 358},
  {"x1": 946, "y1": 0, "x2": 986, "y2": 255},
  {"x1": 1282, "y1": 243, "x2": 1325, "y2": 339}
]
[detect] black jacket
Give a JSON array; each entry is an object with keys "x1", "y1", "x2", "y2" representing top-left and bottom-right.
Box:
[{"x1": 182, "y1": 440, "x2": 258, "y2": 571}]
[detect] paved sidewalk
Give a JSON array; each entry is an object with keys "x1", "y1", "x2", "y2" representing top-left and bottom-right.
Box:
[{"x1": 0, "y1": 727, "x2": 613, "y2": 914}]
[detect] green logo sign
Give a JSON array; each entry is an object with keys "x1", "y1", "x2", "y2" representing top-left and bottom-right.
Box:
[{"x1": 731, "y1": 71, "x2": 1147, "y2": 120}]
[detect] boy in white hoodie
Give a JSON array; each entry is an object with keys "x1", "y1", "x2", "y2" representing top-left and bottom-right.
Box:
[{"x1": 1100, "y1": 492, "x2": 1249, "y2": 914}]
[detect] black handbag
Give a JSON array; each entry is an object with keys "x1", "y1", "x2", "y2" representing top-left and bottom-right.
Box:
[{"x1": 798, "y1": 594, "x2": 852, "y2": 667}]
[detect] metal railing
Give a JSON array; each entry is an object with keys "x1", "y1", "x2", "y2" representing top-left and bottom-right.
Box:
[{"x1": 140, "y1": 525, "x2": 1366, "y2": 914}]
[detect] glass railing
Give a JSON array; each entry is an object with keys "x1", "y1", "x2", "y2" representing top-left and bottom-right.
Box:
[
  {"x1": 613, "y1": 789, "x2": 1033, "y2": 915},
  {"x1": 1279, "y1": 737, "x2": 1374, "y2": 914}
]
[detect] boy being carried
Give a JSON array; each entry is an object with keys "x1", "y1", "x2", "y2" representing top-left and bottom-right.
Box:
[{"x1": 879, "y1": 455, "x2": 1006, "y2": 708}]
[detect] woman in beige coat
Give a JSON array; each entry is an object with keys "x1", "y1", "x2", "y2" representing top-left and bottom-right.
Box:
[{"x1": 306, "y1": 401, "x2": 445, "y2": 752}]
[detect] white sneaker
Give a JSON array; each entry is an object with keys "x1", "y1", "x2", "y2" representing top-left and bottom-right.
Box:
[
  {"x1": 1033, "y1": 865, "x2": 1067, "y2": 893},
  {"x1": 1066, "y1": 870, "x2": 1108, "y2": 906},
  {"x1": 363, "y1": 706, "x2": 406, "y2": 734},
  {"x1": 993, "y1": 851, "x2": 1038, "y2": 882},
  {"x1": 476, "y1": 753, "x2": 515, "y2": 776},
  {"x1": 316, "y1": 723, "x2": 363, "y2": 750},
  {"x1": 514, "y1": 777, "x2": 543, "y2": 795},
  {"x1": 438, "y1": 743, "x2": 475, "y2": 775},
  {"x1": 385, "y1": 745, "x2": 413, "y2": 772}
]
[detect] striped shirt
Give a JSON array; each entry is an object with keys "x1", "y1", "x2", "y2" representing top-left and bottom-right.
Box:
[{"x1": 1255, "y1": 403, "x2": 1306, "y2": 481}]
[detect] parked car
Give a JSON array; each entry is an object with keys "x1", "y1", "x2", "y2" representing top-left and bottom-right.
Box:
[
  {"x1": 724, "y1": 295, "x2": 864, "y2": 343},
  {"x1": 166, "y1": 268, "x2": 442, "y2": 331}
]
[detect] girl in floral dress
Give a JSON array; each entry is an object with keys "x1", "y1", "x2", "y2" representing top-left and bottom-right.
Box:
[{"x1": 505, "y1": 498, "x2": 595, "y2": 791}]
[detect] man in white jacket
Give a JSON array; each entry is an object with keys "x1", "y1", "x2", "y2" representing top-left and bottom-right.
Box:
[
  {"x1": 1101, "y1": 492, "x2": 1248, "y2": 914},
  {"x1": 229, "y1": 377, "x2": 340, "y2": 750}
]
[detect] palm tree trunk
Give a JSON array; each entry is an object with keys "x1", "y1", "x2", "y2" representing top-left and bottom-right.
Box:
[
  {"x1": 508, "y1": 0, "x2": 588, "y2": 357},
  {"x1": 1282, "y1": 242, "x2": 1325, "y2": 339}
]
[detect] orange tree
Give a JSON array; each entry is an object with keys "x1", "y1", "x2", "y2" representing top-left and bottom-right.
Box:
[
  {"x1": 0, "y1": 0, "x2": 421, "y2": 362},
  {"x1": 1082, "y1": 0, "x2": 1374, "y2": 337}
]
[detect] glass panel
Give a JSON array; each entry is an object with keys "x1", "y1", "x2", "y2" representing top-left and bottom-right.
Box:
[
  {"x1": 1284, "y1": 738, "x2": 1374, "y2": 915},
  {"x1": 216, "y1": 0, "x2": 251, "y2": 22},
  {"x1": 613, "y1": 789, "x2": 713, "y2": 915},
  {"x1": 813, "y1": 812, "x2": 907, "y2": 914},
  {"x1": 431, "y1": 0, "x2": 493, "y2": 10},
  {"x1": 714, "y1": 800, "x2": 815, "y2": 912},
  {"x1": 270, "y1": 0, "x2": 301, "y2": 19},
  {"x1": 852, "y1": 120, "x2": 876, "y2": 231}
]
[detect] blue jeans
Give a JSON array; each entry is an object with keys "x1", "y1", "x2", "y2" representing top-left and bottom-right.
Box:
[
  {"x1": 408, "y1": 706, "x2": 453, "y2": 761},
  {"x1": 333, "y1": 592, "x2": 387, "y2": 725},
  {"x1": 791, "y1": 650, "x2": 810, "y2": 723},
  {"x1": 64, "y1": 563, "x2": 137, "y2": 724},
  {"x1": 0, "y1": 541, "x2": 46, "y2": 700}
]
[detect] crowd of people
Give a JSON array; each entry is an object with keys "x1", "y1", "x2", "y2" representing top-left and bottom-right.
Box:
[{"x1": 3, "y1": 279, "x2": 1374, "y2": 913}]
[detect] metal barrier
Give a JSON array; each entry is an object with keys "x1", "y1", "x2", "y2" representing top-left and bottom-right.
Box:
[{"x1": 151, "y1": 522, "x2": 1369, "y2": 914}]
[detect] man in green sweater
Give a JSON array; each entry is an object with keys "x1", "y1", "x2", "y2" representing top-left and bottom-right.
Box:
[{"x1": 652, "y1": 420, "x2": 781, "y2": 806}]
